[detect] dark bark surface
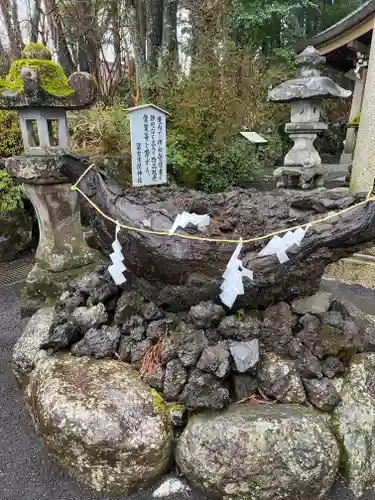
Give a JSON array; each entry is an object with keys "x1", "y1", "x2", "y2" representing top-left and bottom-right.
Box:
[{"x1": 59, "y1": 154, "x2": 375, "y2": 312}]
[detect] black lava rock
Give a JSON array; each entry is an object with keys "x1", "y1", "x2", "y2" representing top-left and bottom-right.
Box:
[
  {"x1": 71, "y1": 325, "x2": 121, "y2": 358},
  {"x1": 40, "y1": 322, "x2": 82, "y2": 352}
]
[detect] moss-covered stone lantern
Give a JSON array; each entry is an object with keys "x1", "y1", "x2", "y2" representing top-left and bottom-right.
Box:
[{"x1": 0, "y1": 43, "x2": 99, "y2": 313}]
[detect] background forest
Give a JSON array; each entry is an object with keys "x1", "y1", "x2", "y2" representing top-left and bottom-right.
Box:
[{"x1": 0, "y1": 0, "x2": 367, "y2": 197}]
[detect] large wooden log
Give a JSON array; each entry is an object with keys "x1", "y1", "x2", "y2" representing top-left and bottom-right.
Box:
[{"x1": 59, "y1": 154, "x2": 375, "y2": 311}]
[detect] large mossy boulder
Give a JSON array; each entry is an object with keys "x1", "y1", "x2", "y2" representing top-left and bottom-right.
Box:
[
  {"x1": 330, "y1": 353, "x2": 375, "y2": 498},
  {"x1": 176, "y1": 404, "x2": 339, "y2": 500},
  {"x1": 0, "y1": 208, "x2": 33, "y2": 262},
  {"x1": 25, "y1": 354, "x2": 174, "y2": 495}
]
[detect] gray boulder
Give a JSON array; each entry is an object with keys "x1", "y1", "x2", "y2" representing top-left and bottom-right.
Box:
[
  {"x1": 131, "y1": 339, "x2": 152, "y2": 368},
  {"x1": 218, "y1": 315, "x2": 261, "y2": 340},
  {"x1": 176, "y1": 329, "x2": 208, "y2": 367},
  {"x1": 330, "y1": 353, "x2": 375, "y2": 498},
  {"x1": 25, "y1": 355, "x2": 173, "y2": 495},
  {"x1": 303, "y1": 378, "x2": 341, "y2": 412},
  {"x1": 179, "y1": 369, "x2": 229, "y2": 411},
  {"x1": 143, "y1": 301, "x2": 164, "y2": 321},
  {"x1": 231, "y1": 374, "x2": 258, "y2": 402},
  {"x1": 229, "y1": 340, "x2": 259, "y2": 373},
  {"x1": 12, "y1": 307, "x2": 55, "y2": 388},
  {"x1": 292, "y1": 292, "x2": 334, "y2": 315},
  {"x1": 197, "y1": 344, "x2": 230, "y2": 378},
  {"x1": 121, "y1": 315, "x2": 147, "y2": 341},
  {"x1": 55, "y1": 292, "x2": 84, "y2": 315},
  {"x1": 321, "y1": 357, "x2": 346, "y2": 378},
  {"x1": 71, "y1": 325, "x2": 121, "y2": 358},
  {"x1": 147, "y1": 318, "x2": 173, "y2": 342},
  {"x1": 40, "y1": 321, "x2": 81, "y2": 352},
  {"x1": 117, "y1": 335, "x2": 134, "y2": 362},
  {"x1": 289, "y1": 338, "x2": 322, "y2": 379},
  {"x1": 320, "y1": 310, "x2": 345, "y2": 329},
  {"x1": 189, "y1": 301, "x2": 225, "y2": 328},
  {"x1": 176, "y1": 403, "x2": 339, "y2": 500},
  {"x1": 114, "y1": 291, "x2": 145, "y2": 324},
  {"x1": 142, "y1": 365, "x2": 165, "y2": 392},
  {"x1": 73, "y1": 270, "x2": 102, "y2": 294},
  {"x1": 86, "y1": 283, "x2": 118, "y2": 307},
  {"x1": 258, "y1": 352, "x2": 306, "y2": 404},
  {"x1": 260, "y1": 302, "x2": 294, "y2": 355},
  {"x1": 316, "y1": 323, "x2": 360, "y2": 358},
  {"x1": 164, "y1": 359, "x2": 187, "y2": 401},
  {"x1": 71, "y1": 303, "x2": 108, "y2": 332}
]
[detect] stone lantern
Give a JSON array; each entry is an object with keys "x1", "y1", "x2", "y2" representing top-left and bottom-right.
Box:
[
  {"x1": 0, "y1": 43, "x2": 99, "y2": 313},
  {"x1": 268, "y1": 46, "x2": 352, "y2": 189}
]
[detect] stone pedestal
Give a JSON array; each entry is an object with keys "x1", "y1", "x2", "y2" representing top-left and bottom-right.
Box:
[
  {"x1": 24, "y1": 183, "x2": 94, "y2": 272},
  {"x1": 284, "y1": 102, "x2": 327, "y2": 169}
]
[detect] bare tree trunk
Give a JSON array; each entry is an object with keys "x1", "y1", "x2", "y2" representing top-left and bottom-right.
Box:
[
  {"x1": 77, "y1": 38, "x2": 89, "y2": 72},
  {"x1": 72, "y1": 0, "x2": 101, "y2": 84},
  {"x1": 0, "y1": 0, "x2": 22, "y2": 58},
  {"x1": 44, "y1": 0, "x2": 75, "y2": 74},
  {"x1": 161, "y1": 0, "x2": 178, "y2": 70},
  {"x1": 11, "y1": 0, "x2": 23, "y2": 53},
  {"x1": 145, "y1": 0, "x2": 164, "y2": 74},
  {"x1": 129, "y1": 0, "x2": 147, "y2": 73},
  {"x1": 30, "y1": 0, "x2": 42, "y2": 43}
]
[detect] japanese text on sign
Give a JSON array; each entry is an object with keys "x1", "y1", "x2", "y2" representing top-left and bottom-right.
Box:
[{"x1": 129, "y1": 105, "x2": 168, "y2": 187}]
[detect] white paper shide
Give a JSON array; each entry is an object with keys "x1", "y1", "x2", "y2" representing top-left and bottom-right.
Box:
[
  {"x1": 220, "y1": 240, "x2": 254, "y2": 309},
  {"x1": 169, "y1": 212, "x2": 210, "y2": 235},
  {"x1": 259, "y1": 226, "x2": 309, "y2": 264},
  {"x1": 108, "y1": 224, "x2": 127, "y2": 285}
]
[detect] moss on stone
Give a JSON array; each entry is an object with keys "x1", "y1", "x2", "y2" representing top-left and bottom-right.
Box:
[
  {"x1": 151, "y1": 388, "x2": 167, "y2": 414},
  {"x1": 166, "y1": 403, "x2": 185, "y2": 413},
  {"x1": 44, "y1": 295, "x2": 55, "y2": 306},
  {"x1": 0, "y1": 59, "x2": 72, "y2": 97},
  {"x1": 21, "y1": 43, "x2": 52, "y2": 60},
  {"x1": 329, "y1": 412, "x2": 350, "y2": 477}
]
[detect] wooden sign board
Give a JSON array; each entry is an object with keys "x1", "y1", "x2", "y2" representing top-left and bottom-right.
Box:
[
  {"x1": 240, "y1": 131, "x2": 267, "y2": 144},
  {"x1": 128, "y1": 104, "x2": 170, "y2": 187}
]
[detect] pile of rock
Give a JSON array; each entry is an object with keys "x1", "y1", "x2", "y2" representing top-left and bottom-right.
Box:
[
  {"x1": 39, "y1": 265, "x2": 375, "y2": 415},
  {"x1": 13, "y1": 265, "x2": 375, "y2": 499}
]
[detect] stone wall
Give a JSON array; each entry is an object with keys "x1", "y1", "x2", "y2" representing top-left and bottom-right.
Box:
[{"x1": 40, "y1": 266, "x2": 375, "y2": 414}]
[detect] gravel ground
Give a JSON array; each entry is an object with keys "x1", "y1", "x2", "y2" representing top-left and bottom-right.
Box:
[{"x1": 0, "y1": 282, "x2": 375, "y2": 500}]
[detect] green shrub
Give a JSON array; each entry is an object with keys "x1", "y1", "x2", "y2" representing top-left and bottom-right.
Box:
[
  {"x1": 0, "y1": 169, "x2": 24, "y2": 212},
  {"x1": 69, "y1": 103, "x2": 131, "y2": 156},
  {"x1": 200, "y1": 138, "x2": 262, "y2": 193},
  {"x1": 0, "y1": 110, "x2": 24, "y2": 212},
  {"x1": 0, "y1": 110, "x2": 23, "y2": 157},
  {"x1": 167, "y1": 122, "x2": 284, "y2": 192}
]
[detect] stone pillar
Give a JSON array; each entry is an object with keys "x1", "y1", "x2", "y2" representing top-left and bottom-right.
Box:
[
  {"x1": 350, "y1": 23, "x2": 375, "y2": 194},
  {"x1": 340, "y1": 69, "x2": 367, "y2": 165},
  {"x1": 24, "y1": 183, "x2": 94, "y2": 272},
  {"x1": 284, "y1": 101, "x2": 326, "y2": 169}
]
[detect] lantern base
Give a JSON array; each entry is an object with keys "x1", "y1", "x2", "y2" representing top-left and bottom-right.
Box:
[{"x1": 20, "y1": 259, "x2": 103, "y2": 316}]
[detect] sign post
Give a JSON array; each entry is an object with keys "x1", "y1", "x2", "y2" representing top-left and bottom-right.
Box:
[
  {"x1": 239, "y1": 131, "x2": 268, "y2": 159},
  {"x1": 128, "y1": 104, "x2": 170, "y2": 187}
]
